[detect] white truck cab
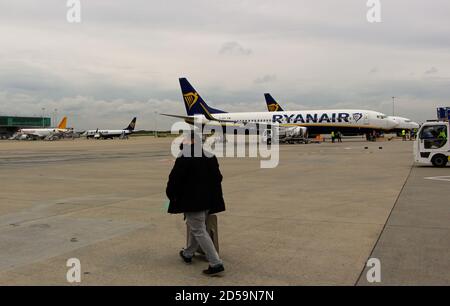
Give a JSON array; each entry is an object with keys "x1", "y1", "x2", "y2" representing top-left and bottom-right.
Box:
[{"x1": 414, "y1": 121, "x2": 449, "y2": 167}]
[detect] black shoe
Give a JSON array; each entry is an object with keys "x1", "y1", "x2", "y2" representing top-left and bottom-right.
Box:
[
  {"x1": 203, "y1": 264, "x2": 224, "y2": 276},
  {"x1": 179, "y1": 250, "x2": 192, "y2": 264}
]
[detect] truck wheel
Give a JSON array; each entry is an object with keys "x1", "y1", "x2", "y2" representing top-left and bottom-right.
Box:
[{"x1": 431, "y1": 154, "x2": 448, "y2": 167}]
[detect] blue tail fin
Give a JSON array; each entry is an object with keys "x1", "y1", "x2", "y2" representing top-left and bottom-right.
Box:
[
  {"x1": 179, "y1": 78, "x2": 226, "y2": 116},
  {"x1": 264, "y1": 93, "x2": 284, "y2": 112},
  {"x1": 125, "y1": 117, "x2": 137, "y2": 131}
]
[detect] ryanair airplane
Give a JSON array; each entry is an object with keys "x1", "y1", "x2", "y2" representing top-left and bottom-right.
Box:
[
  {"x1": 83, "y1": 117, "x2": 137, "y2": 139},
  {"x1": 264, "y1": 93, "x2": 419, "y2": 135},
  {"x1": 162, "y1": 78, "x2": 397, "y2": 135}
]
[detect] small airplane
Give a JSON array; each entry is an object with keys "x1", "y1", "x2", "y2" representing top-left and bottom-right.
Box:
[
  {"x1": 161, "y1": 78, "x2": 398, "y2": 137},
  {"x1": 17, "y1": 117, "x2": 70, "y2": 140},
  {"x1": 83, "y1": 117, "x2": 137, "y2": 139}
]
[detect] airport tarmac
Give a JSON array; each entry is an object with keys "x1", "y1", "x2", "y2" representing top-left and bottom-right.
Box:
[{"x1": 0, "y1": 137, "x2": 448, "y2": 285}]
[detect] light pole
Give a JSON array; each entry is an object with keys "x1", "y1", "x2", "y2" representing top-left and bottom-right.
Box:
[
  {"x1": 54, "y1": 108, "x2": 58, "y2": 127},
  {"x1": 392, "y1": 96, "x2": 395, "y2": 116},
  {"x1": 41, "y1": 108, "x2": 46, "y2": 127},
  {"x1": 154, "y1": 111, "x2": 158, "y2": 137}
]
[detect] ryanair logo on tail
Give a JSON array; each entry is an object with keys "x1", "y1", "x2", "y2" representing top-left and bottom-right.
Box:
[
  {"x1": 183, "y1": 92, "x2": 199, "y2": 110},
  {"x1": 268, "y1": 104, "x2": 280, "y2": 112}
]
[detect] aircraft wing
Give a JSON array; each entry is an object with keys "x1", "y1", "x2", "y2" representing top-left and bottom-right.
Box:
[
  {"x1": 160, "y1": 113, "x2": 194, "y2": 121},
  {"x1": 160, "y1": 113, "x2": 238, "y2": 124}
]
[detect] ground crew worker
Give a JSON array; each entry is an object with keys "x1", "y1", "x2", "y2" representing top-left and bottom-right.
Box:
[
  {"x1": 166, "y1": 133, "x2": 225, "y2": 276},
  {"x1": 410, "y1": 129, "x2": 416, "y2": 140},
  {"x1": 331, "y1": 131, "x2": 335, "y2": 143},
  {"x1": 336, "y1": 131, "x2": 342, "y2": 143},
  {"x1": 438, "y1": 129, "x2": 447, "y2": 140},
  {"x1": 401, "y1": 129, "x2": 406, "y2": 141}
]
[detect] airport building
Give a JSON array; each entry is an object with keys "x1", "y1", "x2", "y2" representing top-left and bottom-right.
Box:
[{"x1": 0, "y1": 116, "x2": 51, "y2": 138}]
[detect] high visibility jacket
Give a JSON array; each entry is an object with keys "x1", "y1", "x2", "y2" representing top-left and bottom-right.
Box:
[
  {"x1": 438, "y1": 131, "x2": 447, "y2": 139},
  {"x1": 402, "y1": 130, "x2": 406, "y2": 136},
  {"x1": 331, "y1": 132, "x2": 335, "y2": 137}
]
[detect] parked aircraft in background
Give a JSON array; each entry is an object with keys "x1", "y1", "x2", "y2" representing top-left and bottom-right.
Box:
[
  {"x1": 263, "y1": 93, "x2": 419, "y2": 136},
  {"x1": 388, "y1": 116, "x2": 420, "y2": 134},
  {"x1": 16, "y1": 117, "x2": 70, "y2": 140},
  {"x1": 83, "y1": 117, "x2": 137, "y2": 139}
]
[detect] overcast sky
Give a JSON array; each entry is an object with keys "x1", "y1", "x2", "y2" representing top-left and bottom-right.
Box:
[{"x1": 1, "y1": 0, "x2": 449, "y2": 129}]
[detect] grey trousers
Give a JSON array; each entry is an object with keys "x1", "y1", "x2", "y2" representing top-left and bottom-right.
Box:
[{"x1": 183, "y1": 210, "x2": 223, "y2": 267}]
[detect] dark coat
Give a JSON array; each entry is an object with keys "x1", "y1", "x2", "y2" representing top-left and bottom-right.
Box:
[{"x1": 166, "y1": 146, "x2": 226, "y2": 214}]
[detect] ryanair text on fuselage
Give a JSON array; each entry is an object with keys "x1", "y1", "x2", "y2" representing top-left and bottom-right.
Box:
[{"x1": 272, "y1": 112, "x2": 356, "y2": 124}]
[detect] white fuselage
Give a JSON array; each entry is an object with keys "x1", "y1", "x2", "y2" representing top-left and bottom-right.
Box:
[
  {"x1": 388, "y1": 116, "x2": 420, "y2": 131},
  {"x1": 191, "y1": 109, "x2": 397, "y2": 132},
  {"x1": 19, "y1": 128, "x2": 68, "y2": 138},
  {"x1": 85, "y1": 129, "x2": 132, "y2": 138}
]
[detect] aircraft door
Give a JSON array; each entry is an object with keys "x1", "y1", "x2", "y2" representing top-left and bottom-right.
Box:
[{"x1": 363, "y1": 114, "x2": 369, "y2": 125}]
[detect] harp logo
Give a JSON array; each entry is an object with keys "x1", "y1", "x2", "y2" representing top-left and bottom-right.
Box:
[
  {"x1": 353, "y1": 113, "x2": 363, "y2": 122},
  {"x1": 183, "y1": 92, "x2": 199, "y2": 110},
  {"x1": 268, "y1": 104, "x2": 279, "y2": 112}
]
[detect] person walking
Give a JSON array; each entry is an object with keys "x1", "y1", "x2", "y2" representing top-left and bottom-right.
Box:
[
  {"x1": 331, "y1": 131, "x2": 335, "y2": 143},
  {"x1": 166, "y1": 133, "x2": 226, "y2": 276}
]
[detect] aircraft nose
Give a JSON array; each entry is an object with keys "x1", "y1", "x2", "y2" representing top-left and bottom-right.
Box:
[{"x1": 387, "y1": 118, "x2": 398, "y2": 129}]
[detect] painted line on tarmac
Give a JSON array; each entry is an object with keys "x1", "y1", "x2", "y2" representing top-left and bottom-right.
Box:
[{"x1": 424, "y1": 176, "x2": 450, "y2": 182}]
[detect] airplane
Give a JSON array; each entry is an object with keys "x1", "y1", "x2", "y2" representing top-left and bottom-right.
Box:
[
  {"x1": 264, "y1": 93, "x2": 419, "y2": 135},
  {"x1": 161, "y1": 78, "x2": 398, "y2": 137},
  {"x1": 83, "y1": 117, "x2": 137, "y2": 139},
  {"x1": 388, "y1": 116, "x2": 420, "y2": 134},
  {"x1": 17, "y1": 117, "x2": 70, "y2": 140},
  {"x1": 264, "y1": 93, "x2": 307, "y2": 139}
]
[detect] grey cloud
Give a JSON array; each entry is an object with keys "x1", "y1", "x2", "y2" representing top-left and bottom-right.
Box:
[
  {"x1": 425, "y1": 67, "x2": 438, "y2": 75},
  {"x1": 219, "y1": 42, "x2": 252, "y2": 56},
  {"x1": 254, "y1": 74, "x2": 277, "y2": 84}
]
